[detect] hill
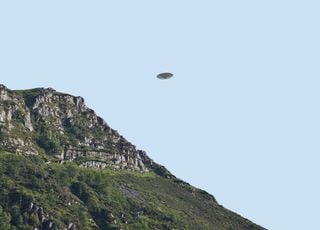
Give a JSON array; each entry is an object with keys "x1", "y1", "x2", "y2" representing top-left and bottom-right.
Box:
[{"x1": 0, "y1": 84, "x2": 265, "y2": 230}]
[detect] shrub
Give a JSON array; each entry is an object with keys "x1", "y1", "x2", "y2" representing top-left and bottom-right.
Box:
[
  {"x1": 0, "y1": 205, "x2": 11, "y2": 230},
  {"x1": 12, "y1": 110, "x2": 25, "y2": 124}
]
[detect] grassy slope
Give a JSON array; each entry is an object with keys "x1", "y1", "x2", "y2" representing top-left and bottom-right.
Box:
[{"x1": 0, "y1": 151, "x2": 264, "y2": 230}]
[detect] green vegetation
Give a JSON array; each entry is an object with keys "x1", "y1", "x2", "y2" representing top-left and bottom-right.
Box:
[
  {"x1": 0, "y1": 205, "x2": 11, "y2": 230},
  {"x1": 12, "y1": 109, "x2": 25, "y2": 125},
  {"x1": 0, "y1": 87, "x2": 265, "y2": 229},
  {"x1": 14, "y1": 89, "x2": 43, "y2": 108},
  {"x1": 36, "y1": 128, "x2": 62, "y2": 155},
  {"x1": 0, "y1": 151, "x2": 262, "y2": 230},
  {"x1": 63, "y1": 117, "x2": 87, "y2": 142}
]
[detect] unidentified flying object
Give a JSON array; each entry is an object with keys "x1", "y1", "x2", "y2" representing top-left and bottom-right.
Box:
[{"x1": 157, "y1": 72, "x2": 173, "y2": 80}]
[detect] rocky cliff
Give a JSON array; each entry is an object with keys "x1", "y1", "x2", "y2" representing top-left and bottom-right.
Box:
[
  {"x1": 0, "y1": 84, "x2": 265, "y2": 230},
  {"x1": 0, "y1": 84, "x2": 154, "y2": 172}
]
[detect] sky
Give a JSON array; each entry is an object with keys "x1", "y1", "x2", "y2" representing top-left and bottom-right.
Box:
[{"x1": 1, "y1": 1, "x2": 319, "y2": 229}]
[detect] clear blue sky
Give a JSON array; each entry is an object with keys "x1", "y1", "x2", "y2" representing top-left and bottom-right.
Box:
[{"x1": 1, "y1": 1, "x2": 319, "y2": 229}]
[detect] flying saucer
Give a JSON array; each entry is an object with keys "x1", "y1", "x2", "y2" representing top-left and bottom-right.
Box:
[{"x1": 157, "y1": 72, "x2": 173, "y2": 80}]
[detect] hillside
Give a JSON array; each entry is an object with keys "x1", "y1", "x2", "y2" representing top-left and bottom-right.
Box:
[{"x1": 0, "y1": 84, "x2": 265, "y2": 230}]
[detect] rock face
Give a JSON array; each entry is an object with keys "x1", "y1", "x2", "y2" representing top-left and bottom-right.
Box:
[{"x1": 0, "y1": 85, "x2": 154, "y2": 172}]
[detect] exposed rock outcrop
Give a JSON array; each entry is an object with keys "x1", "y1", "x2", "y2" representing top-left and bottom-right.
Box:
[{"x1": 0, "y1": 85, "x2": 156, "y2": 172}]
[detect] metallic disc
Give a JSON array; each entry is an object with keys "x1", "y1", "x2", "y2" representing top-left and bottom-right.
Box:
[{"x1": 157, "y1": 72, "x2": 173, "y2": 80}]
